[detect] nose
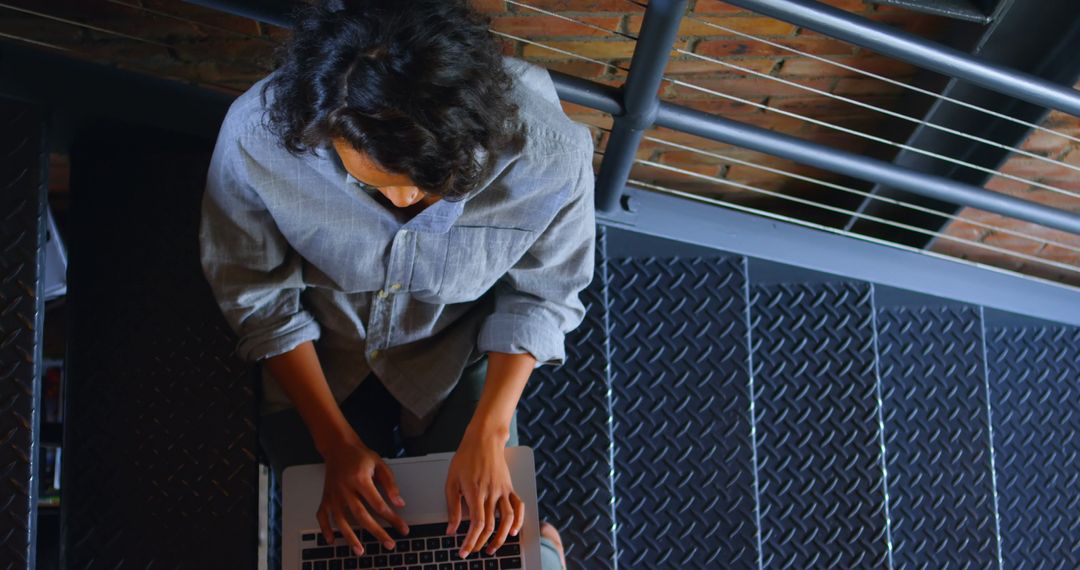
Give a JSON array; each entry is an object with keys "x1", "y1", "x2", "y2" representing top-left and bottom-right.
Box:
[{"x1": 382, "y1": 187, "x2": 422, "y2": 207}]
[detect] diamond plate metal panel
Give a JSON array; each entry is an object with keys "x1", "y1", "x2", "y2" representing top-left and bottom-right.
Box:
[
  {"x1": 62, "y1": 126, "x2": 260, "y2": 568},
  {"x1": 751, "y1": 282, "x2": 889, "y2": 569},
  {"x1": 268, "y1": 464, "x2": 283, "y2": 570},
  {"x1": 517, "y1": 225, "x2": 616, "y2": 568},
  {"x1": 877, "y1": 306, "x2": 998, "y2": 569},
  {"x1": 608, "y1": 256, "x2": 758, "y2": 569},
  {"x1": 987, "y1": 325, "x2": 1080, "y2": 570},
  {"x1": 0, "y1": 98, "x2": 46, "y2": 570}
]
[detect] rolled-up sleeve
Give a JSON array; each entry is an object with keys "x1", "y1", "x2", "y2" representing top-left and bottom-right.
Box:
[
  {"x1": 198, "y1": 131, "x2": 320, "y2": 362},
  {"x1": 476, "y1": 152, "x2": 596, "y2": 366}
]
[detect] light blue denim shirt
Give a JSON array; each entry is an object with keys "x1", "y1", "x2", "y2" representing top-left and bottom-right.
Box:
[{"x1": 199, "y1": 56, "x2": 596, "y2": 421}]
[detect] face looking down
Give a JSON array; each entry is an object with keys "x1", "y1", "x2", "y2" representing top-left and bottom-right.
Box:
[{"x1": 331, "y1": 137, "x2": 442, "y2": 209}]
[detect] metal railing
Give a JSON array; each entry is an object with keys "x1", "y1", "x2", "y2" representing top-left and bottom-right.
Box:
[{"x1": 170, "y1": 0, "x2": 1080, "y2": 289}]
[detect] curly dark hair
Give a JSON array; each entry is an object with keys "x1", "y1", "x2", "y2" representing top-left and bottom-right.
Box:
[{"x1": 259, "y1": 0, "x2": 527, "y2": 201}]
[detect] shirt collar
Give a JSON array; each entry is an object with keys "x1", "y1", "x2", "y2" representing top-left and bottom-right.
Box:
[{"x1": 319, "y1": 142, "x2": 522, "y2": 233}]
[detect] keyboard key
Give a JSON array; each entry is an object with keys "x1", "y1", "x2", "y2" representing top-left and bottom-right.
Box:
[
  {"x1": 505, "y1": 534, "x2": 519, "y2": 544},
  {"x1": 435, "y1": 550, "x2": 449, "y2": 562},
  {"x1": 344, "y1": 559, "x2": 358, "y2": 569},
  {"x1": 407, "y1": 522, "x2": 449, "y2": 538},
  {"x1": 329, "y1": 560, "x2": 341, "y2": 570},
  {"x1": 303, "y1": 533, "x2": 317, "y2": 542},
  {"x1": 397, "y1": 540, "x2": 411, "y2": 552},
  {"x1": 424, "y1": 564, "x2": 438, "y2": 570},
  {"x1": 390, "y1": 554, "x2": 403, "y2": 565},
  {"x1": 405, "y1": 552, "x2": 418, "y2": 564},
  {"x1": 439, "y1": 564, "x2": 453, "y2": 570},
  {"x1": 454, "y1": 563, "x2": 468, "y2": 570},
  {"x1": 318, "y1": 535, "x2": 330, "y2": 546},
  {"x1": 375, "y1": 555, "x2": 388, "y2": 567},
  {"x1": 426, "y1": 538, "x2": 441, "y2": 550},
  {"x1": 456, "y1": 536, "x2": 465, "y2": 547},
  {"x1": 337, "y1": 546, "x2": 351, "y2": 557},
  {"x1": 303, "y1": 563, "x2": 313, "y2": 570},
  {"x1": 365, "y1": 543, "x2": 380, "y2": 555},
  {"x1": 314, "y1": 562, "x2": 327, "y2": 570},
  {"x1": 420, "y1": 552, "x2": 434, "y2": 563},
  {"x1": 495, "y1": 545, "x2": 520, "y2": 557},
  {"x1": 412, "y1": 539, "x2": 426, "y2": 550},
  {"x1": 442, "y1": 537, "x2": 455, "y2": 549},
  {"x1": 359, "y1": 558, "x2": 373, "y2": 569},
  {"x1": 485, "y1": 560, "x2": 499, "y2": 569},
  {"x1": 303, "y1": 547, "x2": 335, "y2": 561},
  {"x1": 469, "y1": 561, "x2": 484, "y2": 570},
  {"x1": 499, "y1": 558, "x2": 522, "y2": 569}
]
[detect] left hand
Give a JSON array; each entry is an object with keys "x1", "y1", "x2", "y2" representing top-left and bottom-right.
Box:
[{"x1": 444, "y1": 424, "x2": 525, "y2": 559}]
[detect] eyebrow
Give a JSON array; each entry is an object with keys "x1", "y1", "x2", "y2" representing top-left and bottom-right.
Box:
[{"x1": 346, "y1": 170, "x2": 382, "y2": 189}]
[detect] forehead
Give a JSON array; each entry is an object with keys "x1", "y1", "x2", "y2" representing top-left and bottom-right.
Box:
[{"x1": 332, "y1": 138, "x2": 415, "y2": 187}]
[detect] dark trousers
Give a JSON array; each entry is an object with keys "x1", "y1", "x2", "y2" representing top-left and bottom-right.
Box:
[{"x1": 258, "y1": 356, "x2": 519, "y2": 478}]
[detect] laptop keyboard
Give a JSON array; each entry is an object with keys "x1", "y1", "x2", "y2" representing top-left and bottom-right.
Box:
[{"x1": 299, "y1": 522, "x2": 523, "y2": 570}]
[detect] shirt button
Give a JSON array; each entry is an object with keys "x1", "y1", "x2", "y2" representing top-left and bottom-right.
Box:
[
  {"x1": 369, "y1": 349, "x2": 380, "y2": 360},
  {"x1": 390, "y1": 283, "x2": 402, "y2": 291},
  {"x1": 377, "y1": 289, "x2": 388, "y2": 299}
]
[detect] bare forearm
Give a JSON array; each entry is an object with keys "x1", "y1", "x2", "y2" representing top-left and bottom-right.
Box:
[
  {"x1": 466, "y1": 352, "x2": 537, "y2": 442},
  {"x1": 263, "y1": 340, "x2": 359, "y2": 456}
]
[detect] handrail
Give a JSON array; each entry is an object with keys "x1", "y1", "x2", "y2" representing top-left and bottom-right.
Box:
[
  {"x1": 181, "y1": 0, "x2": 294, "y2": 28},
  {"x1": 180, "y1": 0, "x2": 1080, "y2": 236},
  {"x1": 593, "y1": 0, "x2": 688, "y2": 214},
  {"x1": 724, "y1": 0, "x2": 1080, "y2": 117},
  {"x1": 550, "y1": 70, "x2": 1080, "y2": 236}
]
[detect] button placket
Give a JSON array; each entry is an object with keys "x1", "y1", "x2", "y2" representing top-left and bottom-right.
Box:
[{"x1": 367, "y1": 228, "x2": 413, "y2": 361}]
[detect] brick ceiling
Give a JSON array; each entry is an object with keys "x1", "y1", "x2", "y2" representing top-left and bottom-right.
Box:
[{"x1": 2, "y1": 0, "x2": 1077, "y2": 286}]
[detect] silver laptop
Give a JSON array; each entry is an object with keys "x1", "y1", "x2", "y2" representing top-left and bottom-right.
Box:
[{"x1": 282, "y1": 446, "x2": 542, "y2": 569}]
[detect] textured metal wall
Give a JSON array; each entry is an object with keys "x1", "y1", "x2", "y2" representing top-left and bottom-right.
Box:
[
  {"x1": 0, "y1": 97, "x2": 46, "y2": 570},
  {"x1": 987, "y1": 325, "x2": 1080, "y2": 570},
  {"x1": 877, "y1": 306, "x2": 998, "y2": 569},
  {"x1": 750, "y1": 282, "x2": 889, "y2": 569},
  {"x1": 62, "y1": 124, "x2": 260, "y2": 568},
  {"x1": 608, "y1": 256, "x2": 758, "y2": 569},
  {"x1": 517, "y1": 226, "x2": 617, "y2": 568}
]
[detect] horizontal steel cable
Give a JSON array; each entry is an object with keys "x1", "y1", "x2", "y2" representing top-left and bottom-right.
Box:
[
  {"x1": 495, "y1": 4, "x2": 1080, "y2": 200},
  {"x1": 619, "y1": 0, "x2": 1080, "y2": 147},
  {"x1": 494, "y1": 28, "x2": 1079, "y2": 249},
  {"x1": 606, "y1": 148, "x2": 1080, "y2": 275}
]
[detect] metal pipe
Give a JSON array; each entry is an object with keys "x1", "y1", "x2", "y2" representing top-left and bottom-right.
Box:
[
  {"x1": 548, "y1": 70, "x2": 624, "y2": 115},
  {"x1": 182, "y1": 0, "x2": 297, "y2": 29},
  {"x1": 551, "y1": 72, "x2": 1080, "y2": 234},
  {"x1": 724, "y1": 0, "x2": 1080, "y2": 117},
  {"x1": 592, "y1": 0, "x2": 688, "y2": 214},
  {"x1": 655, "y1": 101, "x2": 1080, "y2": 235}
]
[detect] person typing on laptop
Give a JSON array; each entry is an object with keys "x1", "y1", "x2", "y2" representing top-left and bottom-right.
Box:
[{"x1": 198, "y1": 1, "x2": 594, "y2": 568}]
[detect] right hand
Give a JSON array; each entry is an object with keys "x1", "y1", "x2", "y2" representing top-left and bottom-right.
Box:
[{"x1": 317, "y1": 435, "x2": 410, "y2": 556}]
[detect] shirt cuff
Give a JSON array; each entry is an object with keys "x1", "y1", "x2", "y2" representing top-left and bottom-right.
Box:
[
  {"x1": 477, "y1": 313, "x2": 566, "y2": 367},
  {"x1": 235, "y1": 311, "x2": 322, "y2": 362}
]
